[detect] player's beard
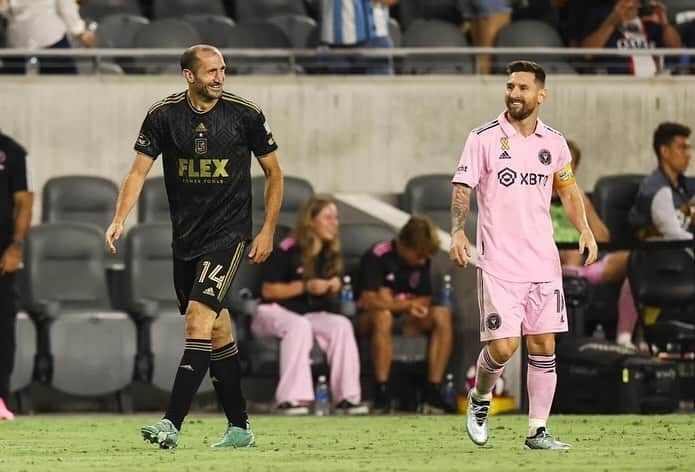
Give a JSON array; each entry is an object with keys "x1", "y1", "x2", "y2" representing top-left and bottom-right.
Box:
[
  {"x1": 196, "y1": 80, "x2": 223, "y2": 101},
  {"x1": 505, "y1": 97, "x2": 535, "y2": 121}
]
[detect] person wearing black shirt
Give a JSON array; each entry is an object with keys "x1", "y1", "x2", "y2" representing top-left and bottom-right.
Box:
[
  {"x1": 357, "y1": 216, "x2": 453, "y2": 413},
  {"x1": 105, "y1": 45, "x2": 283, "y2": 449},
  {"x1": 0, "y1": 131, "x2": 33, "y2": 421},
  {"x1": 253, "y1": 195, "x2": 367, "y2": 415}
]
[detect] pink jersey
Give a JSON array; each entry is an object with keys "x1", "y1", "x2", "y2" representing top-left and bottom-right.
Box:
[{"x1": 452, "y1": 111, "x2": 572, "y2": 283}]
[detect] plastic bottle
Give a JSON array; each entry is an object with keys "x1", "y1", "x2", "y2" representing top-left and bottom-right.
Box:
[
  {"x1": 440, "y1": 274, "x2": 452, "y2": 309},
  {"x1": 592, "y1": 323, "x2": 606, "y2": 340},
  {"x1": 340, "y1": 275, "x2": 356, "y2": 317},
  {"x1": 443, "y1": 372, "x2": 456, "y2": 408},
  {"x1": 315, "y1": 375, "x2": 330, "y2": 416},
  {"x1": 26, "y1": 56, "x2": 39, "y2": 76}
]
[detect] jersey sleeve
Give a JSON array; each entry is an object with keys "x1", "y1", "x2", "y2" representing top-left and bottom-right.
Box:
[
  {"x1": 556, "y1": 139, "x2": 572, "y2": 173},
  {"x1": 415, "y1": 263, "x2": 433, "y2": 297},
  {"x1": 359, "y1": 250, "x2": 385, "y2": 292},
  {"x1": 134, "y1": 109, "x2": 164, "y2": 159},
  {"x1": 452, "y1": 132, "x2": 484, "y2": 189},
  {"x1": 8, "y1": 145, "x2": 31, "y2": 194},
  {"x1": 248, "y1": 110, "x2": 278, "y2": 158}
]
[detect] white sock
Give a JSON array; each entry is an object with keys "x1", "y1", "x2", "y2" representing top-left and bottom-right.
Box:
[
  {"x1": 529, "y1": 418, "x2": 546, "y2": 437},
  {"x1": 471, "y1": 387, "x2": 492, "y2": 402},
  {"x1": 616, "y1": 332, "x2": 633, "y2": 347}
]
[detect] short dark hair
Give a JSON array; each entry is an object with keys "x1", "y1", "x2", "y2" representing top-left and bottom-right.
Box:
[
  {"x1": 506, "y1": 60, "x2": 546, "y2": 86},
  {"x1": 180, "y1": 44, "x2": 221, "y2": 72},
  {"x1": 653, "y1": 122, "x2": 691, "y2": 160}
]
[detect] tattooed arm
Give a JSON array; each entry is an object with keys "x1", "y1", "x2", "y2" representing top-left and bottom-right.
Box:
[{"x1": 450, "y1": 183, "x2": 473, "y2": 267}]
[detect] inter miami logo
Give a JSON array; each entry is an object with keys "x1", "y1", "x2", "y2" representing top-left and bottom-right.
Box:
[
  {"x1": 497, "y1": 167, "x2": 516, "y2": 187},
  {"x1": 195, "y1": 122, "x2": 208, "y2": 155},
  {"x1": 486, "y1": 313, "x2": 501, "y2": 331},
  {"x1": 538, "y1": 148, "x2": 552, "y2": 166}
]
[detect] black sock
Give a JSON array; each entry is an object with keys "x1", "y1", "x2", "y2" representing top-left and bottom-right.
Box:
[
  {"x1": 164, "y1": 338, "x2": 212, "y2": 430},
  {"x1": 210, "y1": 342, "x2": 248, "y2": 429}
]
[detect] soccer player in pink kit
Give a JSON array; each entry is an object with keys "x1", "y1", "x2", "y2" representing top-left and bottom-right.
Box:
[{"x1": 450, "y1": 61, "x2": 598, "y2": 449}]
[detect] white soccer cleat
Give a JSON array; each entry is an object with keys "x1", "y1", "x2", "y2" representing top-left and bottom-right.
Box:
[{"x1": 465, "y1": 390, "x2": 490, "y2": 446}]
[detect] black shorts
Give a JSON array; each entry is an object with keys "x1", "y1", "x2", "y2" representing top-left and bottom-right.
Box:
[{"x1": 173, "y1": 241, "x2": 247, "y2": 316}]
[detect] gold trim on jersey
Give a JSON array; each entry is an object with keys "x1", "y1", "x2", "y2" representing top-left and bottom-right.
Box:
[
  {"x1": 221, "y1": 92, "x2": 261, "y2": 113},
  {"x1": 147, "y1": 91, "x2": 186, "y2": 115}
]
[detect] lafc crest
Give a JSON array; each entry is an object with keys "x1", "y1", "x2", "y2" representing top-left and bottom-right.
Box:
[{"x1": 195, "y1": 122, "x2": 207, "y2": 155}]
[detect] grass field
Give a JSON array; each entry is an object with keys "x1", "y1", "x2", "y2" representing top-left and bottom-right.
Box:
[{"x1": 1, "y1": 414, "x2": 695, "y2": 472}]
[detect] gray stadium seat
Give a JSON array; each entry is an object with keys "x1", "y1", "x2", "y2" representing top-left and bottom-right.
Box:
[
  {"x1": 124, "y1": 223, "x2": 213, "y2": 393},
  {"x1": 10, "y1": 312, "x2": 36, "y2": 411},
  {"x1": 138, "y1": 176, "x2": 170, "y2": 223},
  {"x1": 251, "y1": 175, "x2": 314, "y2": 228},
  {"x1": 152, "y1": 0, "x2": 226, "y2": 19},
  {"x1": 234, "y1": 0, "x2": 308, "y2": 22},
  {"x1": 339, "y1": 222, "x2": 429, "y2": 364},
  {"x1": 25, "y1": 223, "x2": 136, "y2": 401},
  {"x1": 591, "y1": 174, "x2": 645, "y2": 250},
  {"x1": 398, "y1": 0, "x2": 461, "y2": 30},
  {"x1": 182, "y1": 14, "x2": 236, "y2": 47},
  {"x1": 224, "y1": 21, "x2": 293, "y2": 74},
  {"x1": 493, "y1": 20, "x2": 575, "y2": 74},
  {"x1": 133, "y1": 19, "x2": 202, "y2": 74},
  {"x1": 267, "y1": 14, "x2": 317, "y2": 49},
  {"x1": 80, "y1": 0, "x2": 142, "y2": 21},
  {"x1": 42, "y1": 176, "x2": 118, "y2": 232},
  {"x1": 402, "y1": 19, "x2": 473, "y2": 74},
  {"x1": 96, "y1": 14, "x2": 150, "y2": 48},
  {"x1": 389, "y1": 18, "x2": 403, "y2": 48},
  {"x1": 402, "y1": 173, "x2": 477, "y2": 243}
]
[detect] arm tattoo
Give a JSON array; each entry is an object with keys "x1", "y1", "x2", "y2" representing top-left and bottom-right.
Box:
[{"x1": 451, "y1": 184, "x2": 472, "y2": 234}]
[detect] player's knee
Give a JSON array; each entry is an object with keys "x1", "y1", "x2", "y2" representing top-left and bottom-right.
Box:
[
  {"x1": 372, "y1": 310, "x2": 393, "y2": 334},
  {"x1": 527, "y1": 335, "x2": 555, "y2": 355},
  {"x1": 488, "y1": 338, "x2": 519, "y2": 363},
  {"x1": 184, "y1": 303, "x2": 215, "y2": 339}
]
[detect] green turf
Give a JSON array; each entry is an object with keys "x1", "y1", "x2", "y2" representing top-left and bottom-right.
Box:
[{"x1": 1, "y1": 414, "x2": 694, "y2": 472}]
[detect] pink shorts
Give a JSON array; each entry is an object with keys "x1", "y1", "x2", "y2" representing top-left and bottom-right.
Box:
[{"x1": 477, "y1": 268, "x2": 568, "y2": 342}]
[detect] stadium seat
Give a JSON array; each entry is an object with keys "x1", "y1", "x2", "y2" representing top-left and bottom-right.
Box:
[
  {"x1": 138, "y1": 176, "x2": 170, "y2": 223},
  {"x1": 42, "y1": 176, "x2": 119, "y2": 232},
  {"x1": 80, "y1": 0, "x2": 142, "y2": 21},
  {"x1": 493, "y1": 20, "x2": 575, "y2": 74},
  {"x1": 397, "y1": 0, "x2": 461, "y2": 30},
  {"x1": 339, "y1": 222, "x2": 429, "y2": 365},
  {"x1": 123, "y1": 223, "x2": 213, "y2": 393},
  {"x1": 10, "y1": 312, "x2": 36, "y2": 412},
  {"x1": 24, "y1": 223, "x2": 136, "y2": 404},
  {"x1": 182, "y1": 14, "x2": 236, "y2": 47},
  {"x1": 234, "y1": 0, "x2": 308, "y2": 22},
  {"x1": 133, "y1": 19, "x2": 202, "y2": 73},
  {"x1": 402, "y1": 19, "x2": 473, "y2": 74},
  {"x1": 251, "y1": 174, "x2": 314, "y2": 228},
  {"x1": 389, "y1": 18, "x2": 403, "y2": 48},
  {"x1": 591, "y1": 174, "x2": 645, "y2": 250},
  {"x1": 152, "y1": 0, "x2": 226, "y2": 19},
  {"x1": 224, "y1": 21, "x2": 293, "y2": 74},
  {"x1": 402, "y1": 173, "x2": 477, "y2": 243},
  {"x1": 96, "y1": 14, "x2": 149, "y2": 48},
  {"x1": 267, "y1": 14, "x2": 317, "y2": 49}
]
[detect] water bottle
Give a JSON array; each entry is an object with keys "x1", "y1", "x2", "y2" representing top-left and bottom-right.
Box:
[
  {"x1": 443, "y1": 372, "x2": 456, "y2": 408},
  {"x1": 315, "y1": 375, "x2": 330, "y2": 416},
  {"x1": 592, "y1": 323, "x2": 606, "y2": 340},
  {"x1": 340, "y1": 275, "x2": 356, "y2": 317},
  {"x1": 440, "y1": 274, "x2": 453, "y2": 309},
  {"x1": 26, "y1": 56, "x2": 40, "y2": 76}
]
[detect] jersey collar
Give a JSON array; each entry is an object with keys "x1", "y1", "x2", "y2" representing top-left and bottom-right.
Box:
[{"x1": 498, "y1": 111, "x2": 547, "y2": 138}]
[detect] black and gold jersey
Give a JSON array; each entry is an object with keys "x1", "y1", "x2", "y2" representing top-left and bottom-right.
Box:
[{"x1": 134, "y1": 91, "x2": 278, "y2": 260}]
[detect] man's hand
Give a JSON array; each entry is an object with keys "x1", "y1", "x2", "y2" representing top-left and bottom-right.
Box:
[
  {"x1": 650, "y1": 1, "x2": 669, "y2": 25},
  {"x1": 408, "y1": 301, "x2": 428, "y2": 319},
  {"x1": 0, "y1": 243, "x2": 22, "y2": 274},
  {"x1": 105, "y1": 222, "x2": 124, "y2": 255},
  {"x1": 579, "y1": 227, "x2": 599, "y2": 265},
  {"x1": 248, "y1": 227, "x2": 273, "y2": 264},
  {"x1": 306, "y1": 279, "x2": 330, "y2": 296},
  {"x1": 450, "y1": 230, "x2": 472, "y2": 268},
  {"x1": 78, "y1": 30, "x2": 96, "y2": 48}
]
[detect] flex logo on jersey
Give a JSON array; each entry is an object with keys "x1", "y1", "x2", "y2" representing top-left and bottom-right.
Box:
[
  {"x1": 178, "y1": 158, "x2": 229, "y2": 178},
  {"x1": 498, "y1": 167, "x2": 550, "y2": 187}
]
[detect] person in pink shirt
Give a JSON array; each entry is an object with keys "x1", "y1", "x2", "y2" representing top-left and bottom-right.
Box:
[{"x1": 450, "y1": 61, "x2": 598, "y2": 450}]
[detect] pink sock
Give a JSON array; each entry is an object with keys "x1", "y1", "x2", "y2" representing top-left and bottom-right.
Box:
[
  {"x1": 474, "y1": 346, "x2": 506, "y2": 396},
  {"x1": 617, "y1": 279, "x2": 638, "y2": 338},
  {"x1": 527, "y1": 354, "x2": 557, "y2": 423},
  {"x1": 569, "y1": 254, "x2": 609, "y2": 285}
]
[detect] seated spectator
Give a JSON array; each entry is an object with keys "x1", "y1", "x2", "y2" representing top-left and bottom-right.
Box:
[
  {"x1": 319, "y1": 0, "x2": 398, "y2": 74},
  {"x1": 629, "y1": 122, "x2": 694, "y2": 240},
  {"x1": 459, "y1": 0, "x2": 511, "y2": 74},
  {"x1": 571, "y1": 0, "x2": 681, "y2": 76},
  {"x1": 252, "y1": 195, "x2": 367, "y2": 415},
  {"x1": 552, "y1": 140, "x2": 639, "y2": 348},
  {"x1": 357, "y1": 216, "x2": 453, "y2": 413},
  {"x1": 0, "y1": 0, "x2": 95, "y2": 74}
]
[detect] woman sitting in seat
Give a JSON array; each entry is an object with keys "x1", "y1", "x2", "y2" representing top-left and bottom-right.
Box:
[{"x1": 252, "y1": 195, "x2": 367, "y2": 415}]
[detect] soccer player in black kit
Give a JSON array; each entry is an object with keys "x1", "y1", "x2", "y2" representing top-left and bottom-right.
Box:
[{"x1": 105, "y1": 45, "x2": 283, "y2": 449}]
